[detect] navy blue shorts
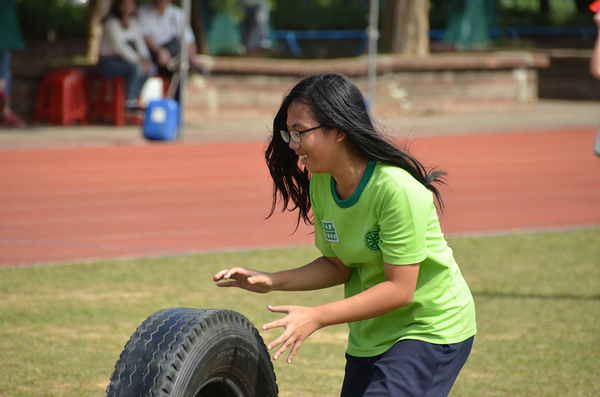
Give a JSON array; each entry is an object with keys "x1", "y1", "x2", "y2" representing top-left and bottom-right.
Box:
[{"x1": 340, "y1": 336, "x2": 474, "y2": 397}]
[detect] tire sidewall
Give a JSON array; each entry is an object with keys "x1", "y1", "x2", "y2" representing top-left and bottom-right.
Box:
[{"x1": 173, "y1": 321, "x2": 268, "y2": 396}]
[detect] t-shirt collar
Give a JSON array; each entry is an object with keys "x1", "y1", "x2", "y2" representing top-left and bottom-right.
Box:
[{"x1": 330, "y1": 160, "x2": 377, "y2": 208}]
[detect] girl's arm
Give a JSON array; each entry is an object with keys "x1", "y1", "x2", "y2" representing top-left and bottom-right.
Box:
[
  {"x1": 132, "y1": 18, "x2": 152, "y2": 60},
  {"x1": 213, "y1": 255, "x2": 353, "y2": 293},
  {"x1": 264, "y1": 262, "x2": 419, "y2": 363}
]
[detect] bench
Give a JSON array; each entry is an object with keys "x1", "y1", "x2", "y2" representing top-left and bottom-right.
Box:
[{"x1": 273, "y1": 26, "x2": 598, "y2": 58}]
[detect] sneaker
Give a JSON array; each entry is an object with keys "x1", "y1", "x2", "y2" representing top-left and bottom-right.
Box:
[
  {"x1": 0, "y1": 112, "x2": 25, "y2": 128},
  {"x1": 125, "y1": 98, "x2": 139, "y2": 111},
  {"x1": 125, "y1": 109, "x2": 144, "y2": 125}
]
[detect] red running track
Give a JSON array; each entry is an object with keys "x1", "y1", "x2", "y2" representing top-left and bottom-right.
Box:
[{"x1": 1, "y1": 128, "x2": 599, "y2": 266}]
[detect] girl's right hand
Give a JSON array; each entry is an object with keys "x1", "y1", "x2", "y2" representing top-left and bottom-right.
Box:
[{"x1": 213, "y1": 268, "x2": 274, "y2": 294}]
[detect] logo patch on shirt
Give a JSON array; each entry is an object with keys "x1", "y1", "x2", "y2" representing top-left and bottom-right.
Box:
[
  {"x1": 322, "y1": 221, "x2": 339, "y2": 242},
  {"x1": 365, "y1": 229, "x2": 380, "y2": 251}
]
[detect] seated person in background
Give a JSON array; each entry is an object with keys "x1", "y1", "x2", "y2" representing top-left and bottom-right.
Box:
[
  {"x1": 97, "y1": 0, "x2": 156, "y2": 112},
  {"x1": 137, "y1": 0, "x2": 209, "y2": 81}
]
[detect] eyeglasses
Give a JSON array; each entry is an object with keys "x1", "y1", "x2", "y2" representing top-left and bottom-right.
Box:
[{"x1": 280, "y1": 125, "x2": 323, "y2": 143}]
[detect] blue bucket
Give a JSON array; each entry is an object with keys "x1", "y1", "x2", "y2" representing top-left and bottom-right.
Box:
[{"x1": 143, "y1": 99, "x2": 179, "y2": 141}]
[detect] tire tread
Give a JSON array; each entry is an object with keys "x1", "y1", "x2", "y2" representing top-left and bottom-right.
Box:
[{"x1": 105, "y1": 308, "x2": 277, "y2": 397}]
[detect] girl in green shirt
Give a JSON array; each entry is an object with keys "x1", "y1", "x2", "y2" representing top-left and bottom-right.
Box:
[{"x1": 214, "y1": 73, "x2": 476, "y2": 397}]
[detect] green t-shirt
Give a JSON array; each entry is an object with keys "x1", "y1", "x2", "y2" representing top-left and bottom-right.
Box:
[{"x1": 310, "y1": 161, "x2": 477, "y2": 357}]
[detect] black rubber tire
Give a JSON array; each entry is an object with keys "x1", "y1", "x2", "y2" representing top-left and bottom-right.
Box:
[{"x1": 105, "y1": 308, "x2": 278, "y2": 397}]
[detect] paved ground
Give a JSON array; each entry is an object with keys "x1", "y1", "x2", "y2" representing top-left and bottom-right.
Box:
[
  {"x1": 1, "y1": 99, "x2": 599, "y2": 267},
  {"x1": 1, "y1": 99, "x2": 600, "y2": 149}
]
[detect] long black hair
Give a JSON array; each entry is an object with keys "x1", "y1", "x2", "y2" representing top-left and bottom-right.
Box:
[
  {"x1": 264, "y1": 73, "x2": 446, "y2": 229},
  {"x1": 103, "y1": 0, "x2": 133, "y2": 22}
]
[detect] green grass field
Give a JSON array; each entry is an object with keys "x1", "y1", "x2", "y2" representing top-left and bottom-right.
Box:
[{"x1": 1, "y1": 228, "x2": 599, "y2": 397}]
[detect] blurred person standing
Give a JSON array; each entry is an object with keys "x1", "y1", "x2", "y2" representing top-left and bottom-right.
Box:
[
  {"x1": 0, "y1": 0, "x2": 26, "y2": 128},
  {"x1": 240, "y1": 0, "x2": 272, "y2": 55},
  {"x1": 97, "y1": 0, "x2": 156, "y2": 112},
  {"x1": 137, "y1": 0, "x2": 207, "y2": 77},
  {"x1": 591, "y1": 11, "x2": 600, "y2": 156}
]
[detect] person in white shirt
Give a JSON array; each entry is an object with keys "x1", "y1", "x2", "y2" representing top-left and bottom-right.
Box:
[
  {"x1": 137, "y1": 0, "x2": 206, "y2": 77},
  {"x1": 97, "y1": 0, "x2": 156, "y2": 111}
]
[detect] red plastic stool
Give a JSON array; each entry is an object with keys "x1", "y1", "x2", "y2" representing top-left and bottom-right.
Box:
[
  {"x1": 87, "y1": 73, "x2": 126, "y2": 126},
  {"x1": 34, "y1": 68, "x2": 87, "y2": 126}
]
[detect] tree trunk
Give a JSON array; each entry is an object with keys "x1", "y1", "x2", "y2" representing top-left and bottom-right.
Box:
[
  {"x1": 191, "y1": 0, "x2": 208, "y2": 54},
  {"x1": 381, "y1": 0, "x2": 430, "y2": 56},
  {"x1": 86, "y1": 0, "x2": 111, "y2": 64}
]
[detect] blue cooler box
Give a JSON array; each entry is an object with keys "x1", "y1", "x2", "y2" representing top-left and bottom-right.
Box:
[{"x1": 143, "y1": 99, "x2": 179, "y2": 141}]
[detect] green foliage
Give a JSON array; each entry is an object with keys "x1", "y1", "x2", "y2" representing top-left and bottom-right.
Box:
[
  {"x1": 497, "y1": 0, "x2": 581, "y2": 26},
  {"x1": 0, "y1": 229, "x2": 599, "y2": 396},
  {"x1": 268, "y1": 0, "x2": 370, "y2": 31},
  {"x1": 430, "y1": 0, "x2": 591, "y2": 29},
  {"x1": 430, "y1": 0, "x2": 453, "y2": 30},
  {"x1": 12, "y1": 0, "x2": 595, "y2": 42},
  {"x1": 206, "y1": 0, "x2": 245, "y2": 22},
  {"x1": 16, "y1": 0, "x2": 89, "y2": 40}
]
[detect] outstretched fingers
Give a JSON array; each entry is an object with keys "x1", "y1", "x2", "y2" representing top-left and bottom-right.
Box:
[
  {"x1": 264, "y1": 323, "x2": 303, "y2": 363},
  {"x1": 213, "y1": 268, "x2": 273, "y2": 293},
  {"x1": 213, "y1": 267, "x2": 243, "y2": 282},
  {"x1": 272, "y1": 333, "x2": 304, "y2": 364},
  {"x1": 262, "y1": 305, "x2": 319, "y2": 364}
]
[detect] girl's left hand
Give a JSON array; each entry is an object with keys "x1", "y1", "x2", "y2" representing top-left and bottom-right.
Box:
[{"x1": 262, "y1": 305, "x2": 321, "y2": 364}]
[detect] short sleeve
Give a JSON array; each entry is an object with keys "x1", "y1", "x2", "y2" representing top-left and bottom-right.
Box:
[
  {"x1": 378, "y1": 178, "x2": 432, "y2": 265},
  {"x1": 310, "y1": 175, "x2": 337, "y2": 258}
]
